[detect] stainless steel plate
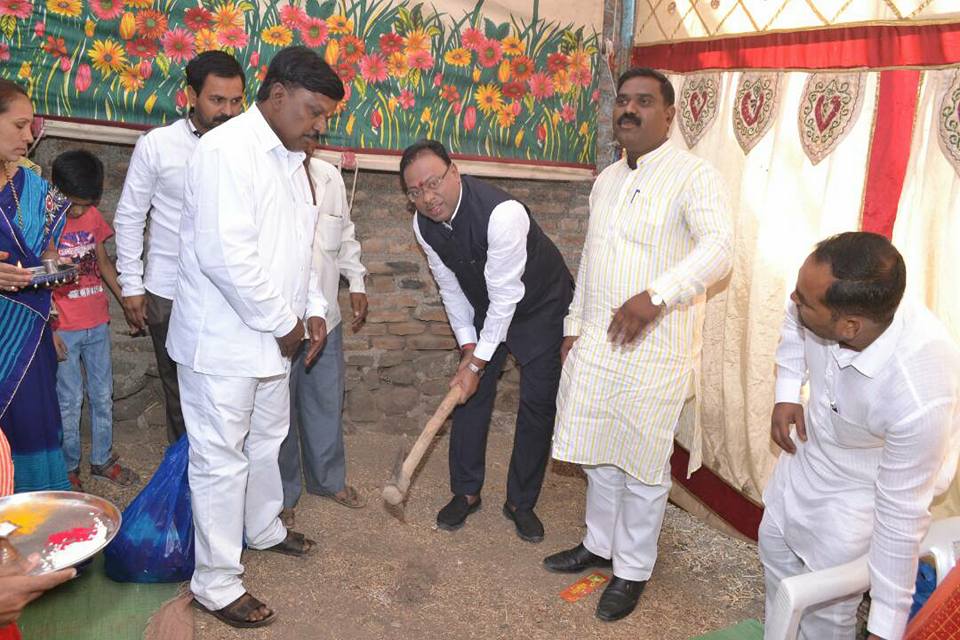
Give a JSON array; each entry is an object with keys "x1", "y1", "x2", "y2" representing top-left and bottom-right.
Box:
[
  {"x1": 27, "y1": 264, "x2": 78, "y2": 288},
  {"x1": 0, "y1": 491, "x2": 121, "y2": 574}
]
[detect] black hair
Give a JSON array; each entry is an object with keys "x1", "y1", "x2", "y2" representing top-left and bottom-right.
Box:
[
  {"x1": 812, "y1": 232, "x2": 906, "y2": 324},
  {"x1": 185, "y1": 50, "x2": 245, "y2": 95},
  {"x1": 616, "y1": 67, "x2": 675, "y2": 107},
  {"x1": 0, "y1": 79, "x2": 29, "y2": 114},
  {"x1": 398, "y1": 139, "x2": 452, "y2": 191},
  {"x1": 255, "y1": 46, "x2": 345, "y2": 103},
  {"x1": 51, "y1": 149, "x2": 104, "y2": 202}
]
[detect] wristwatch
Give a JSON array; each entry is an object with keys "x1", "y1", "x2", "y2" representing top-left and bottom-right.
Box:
[
  {"x1": 466, "y1": 361, "x2": 484, "y2": 376},
  {"x1": 649, "y1": 289, "x2": 666, "y2": 307}
]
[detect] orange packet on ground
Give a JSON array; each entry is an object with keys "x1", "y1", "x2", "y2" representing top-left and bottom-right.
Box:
[{"x1": 559, "y1": 571, "x2": 610, "y2": 603}]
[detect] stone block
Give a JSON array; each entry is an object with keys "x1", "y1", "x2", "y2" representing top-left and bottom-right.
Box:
[
  {"x1": 374, "y1": 385, "x2": 419, "y2": 416},
  {"x1": 362, "y1": 368, "x2": 381, "y2": 390},
  {"x1": 418, "y1": 376, "x2": 453, "y2": 396},
  {"x1": 367, "y1": 275, "x2": 397, "y2": 293},
  {"x1": 371, "y1": 335, "x2": 406, "y2": 350},
  {"x1": 368, "y1": 309, "x2": 409, "y2": 323},
  {"x1": 379, "y1": 364, "x2": 417, "y2": 386},
  {"x1": 413, "y1": 305, "x2": 448, "y2": 322},
  {"x1": 377, "y1": 351, "x2": 406, "y2": 367},
  {"x1": 346, "y1": 389, "x2": 380, "y2": 422},
  {"x1": 345, "y1": 352, "x2": 375, "y2": 367},
  {"x1": 388, "y1": 322, "x2": 426, "y2": 336},
  {"x1": 408, "y1": 335, "x2": 458, "y2": 350},
  {"x1": 343, "y1": 335, "x2": 370, "y2": 350},
  {"x1": 427, "y1": 323, "x2": 453, "y2": 336},
  {"x1": 384, "y1": 260, "x2": 419, "y2": 273},
  {"x1": 413, "y1": 352, "x2": 458, "y2": 377},
  {"x1": 398, "y1": 278, "x2": 425, "y2": 290}
]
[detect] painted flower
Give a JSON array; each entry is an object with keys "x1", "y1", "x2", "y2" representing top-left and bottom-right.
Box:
[
  {"x1": 452, "y1": 102, "x2": 462, "y2": 115},
  {"x1": 46, "y1": 0, "x2": 80, "y2": 17},
  {"x1": 546, "y1": 52, "x2": 568, "y2": 74},
  {"x1": 42, "y1": 35, "x2": 68, "y2": 58},
  {"x1": 88, "y1": 38, "x2": 127, "y2": 75},
  {"x1": 514, "y1": 129, "x2": 524, "y2": 147},
  {"x1": 33, "y1": 20, "x2": 44, "y2": 37},
  {"x1": 527, "y1": 72, "x2": 554, "y2": 99},
  {"x1": 568, "y1": 49, "x2": 591, "y2": 72},
  {"x1": 463, "y1": 105, "x2": 476, "y2": 131},
  {"x1": 59, "y1": 56, "x2": 72, "y2": 72},
  {"x1": 128, "y1": 37, "x2": 157, "y2": 58},
  {"x1": 89, "y1": 0, "x2": 123, "y2": 20},
  {"x1": 298, "y1": 16, "x2": 328, "y2": 47},
  {"x1": 124, "y1": 0, "x2": 151, "y2": 8},
  {"x1": 339, "y1": 35, "x2": 364, "y2": 64},
  {"x1": 195, "y1": 28, "x2": 220, "y2": 53},
  {"x1": 119, "y1": 12, "x2": 136, "y2": 39},
  {"x1": 256, "y1": 64, "x2": 267, "y2": 81},
  {"x1": 248, "y1": 50, "x2": 259, "y2": 66},
  {"x1": 370, "y1": 109, "x2": 382, "y2": 130},
  {"x1": 398, "y1": 89, "x2": 415, "y2": 109},
  {"x1": 218, "y1": 26, "x2": 248, "y2": 49},
  {"x1": 358, "y1": 53, "x2": 387, "y2": 84},
  {"x1": 135, "y1": 10, "x2": 168, "y2": 39},
  {"x1": 0, "y1": 43, "x2": 9, "y2": 62},
  {"x1": 379, "y1": 32, "x2": 403, "y2": 55},
  {"x1": 212, "y1": 2, "x2": 243, "y2": 31},
  {"x1": 335, "y1": 62, "x2": 355, "y2": 84},
  {"x1": 279, "y1": 4, "x2": 306, "y2": 29},
  {"x1": 84, "y1": 18, "x2": 95, "y2": 36},
  {"x1": 139, "y1": 58, "x2": 152, "y2": 78},
  {"x1": 403, "y1": 28, "x2": 429, "y2": 54},
  {"x1": 175, "y1": 88, "x2": 188, "y2": 109},
  {"x1": 17, "y1": 62, "x2": 30, "y2": 79},
  {"x1": 536, "y1": 123, "x2": 546, "y2": 144},
  {"x1": 592, "y1": 88, "x2": 600, "y2": 102},
  {"x1": 261, "y1": 24, "x2": 292, "y2": 47},
  {"x1": 324, "y1": 39, "x2": 338, "y2": 64},
  {"x1": 497, "y1": 59, "x2": 510, "y2": 84},
  {"x1": 443, "y1": 48, "x2": 470, "y2": 67},
  {"x1": 440, "y1": 85, "x2": 459, "y2": 103},
  {"x1": 119, "y1": 63, "x2": 145, "y2": 92},
  {"x1": 571, "y1": 65, "x2": 592, "y2": 88},
  {"x1": 75, "y1": 62, "x2": 92, "y2": 91},
  {"x1": 553, "y1": 69, "x2": 573, "y2": 94},
  {"x1": 386, "y1": 51, "x2": 407, "y2": 78},
  {"x1": 496, "y1": 106, "x2": 516, "y2": 128},
  {"x1": 502, "y1": 81, "x2": 526, "y2": 100},
  {"x1": 474, "y1": 83, "x2": 502, "y2": 116},
  {"x1": 144, "y1": 92, "x2": 157, "y2": 113},
  {"x1": 559, "y1": 102, "x2": 576, "y2": 123},
  {"x1": 510, "y1": 55, "x2": 533, "y2": 82},
  {"x1": 326, "y1": 14, "x2": 352, "y2": 34},
  {"x1": 0, "y1": 0, "x2": 33, "y2": 19},
  {"x1": 476, "y1": 39, "x2": 502, "y2": 68},
  {"x1": 183, "y1": 6, "x2": 212, "y2": 31},
  {"x1": 433, "y1": 73, "x2": 442, "y2": 86},
  {"x1": 501, "y1": 35, "x2": 523, "y2": 56},
  {"x1": 407, "y1": 49, "x2": 433, "y2": 71},
  {"x1": 579, "y1": 121, "x2": 589, "y2": 136},
  {"x1": 162, "y1": 27, "x2": 195, "y2": 63},
  {"x1": 461, "y1": 27, "x2": 484, "y2": 51}
]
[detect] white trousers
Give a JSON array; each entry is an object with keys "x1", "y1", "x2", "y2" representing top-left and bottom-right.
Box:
[
  {"x1": 178, "y1": 366, "x2": 290, "y2": 610},
  {"x1": 759, "y1": 511, "x2": 860, "y2": 640},
  {"x1": 582, "y1": 460, "x2": 672, "y2": 582}
]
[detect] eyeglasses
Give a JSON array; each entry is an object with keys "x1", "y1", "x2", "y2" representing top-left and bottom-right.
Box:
[{"x1": 405, "y1": 165, "x2": 452, "y2": 202}]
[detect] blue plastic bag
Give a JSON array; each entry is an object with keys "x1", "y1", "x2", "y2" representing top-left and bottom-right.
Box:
[{"x1": 104, "y1": 435, "x2": 194, "y2": 583}]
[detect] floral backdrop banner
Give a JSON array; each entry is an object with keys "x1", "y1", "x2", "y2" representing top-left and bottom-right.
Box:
[{"x1": 0, "y1": 0, "x2": 601, "y2": 167}]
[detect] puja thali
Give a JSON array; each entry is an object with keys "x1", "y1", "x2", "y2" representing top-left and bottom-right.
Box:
[
  {"x1": 0, "y1": 491, "x2": 121, "y2": 574},
  {"x1": 26, "y1": 263, "x2": 78, "y2": 288}
]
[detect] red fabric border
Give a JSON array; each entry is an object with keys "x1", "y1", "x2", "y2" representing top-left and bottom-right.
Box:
[
  {"x1": 631, "y1": 23, "x2": 960, "y2": 72},
  {"x1": 861, "y1": 70, "x2": 921, "y2": 238},
  {"x1": 671, "y1": 444, "x2": 764, "y2": 540}
]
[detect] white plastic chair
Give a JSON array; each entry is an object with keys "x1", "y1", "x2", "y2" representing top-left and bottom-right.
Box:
[{"x1": 763, "y1": 516, "x2": 960, "y2": 640}]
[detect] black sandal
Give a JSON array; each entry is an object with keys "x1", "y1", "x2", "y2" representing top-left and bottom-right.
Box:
[
  {"x1": 192, "y1": 592, "x2": 277, "y2": 629},
  {"x1": 259, "y1": 530, "x2": 315, "y2": 557}
]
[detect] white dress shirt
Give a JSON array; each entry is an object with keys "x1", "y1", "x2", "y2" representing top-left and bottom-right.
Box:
[
  {"x1": 115, "y1": 118, "x2": 200, "y2": 299},
  {"x1": 166, "y1": 105, "x2": 326, "y2": 378},
  {"x1": 412, "y1": 185, "x2": 529, "y2": 362},
  {"x1": 307, "y1": 157, "x2": 366, "y2": 330},
  {"x1": 765, "y1": 299, "x2": 960, "y2": 640}
]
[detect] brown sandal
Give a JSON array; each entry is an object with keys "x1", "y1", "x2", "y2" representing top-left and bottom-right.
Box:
[
  {"x1": 322, "y1": 485, "x2": 366, "y2": 509},
  {"x1": 260, "y1": 530, "x2": 315, "y2": 557},
  {"x1": 192, "y1": 592, "x2": 277, "y2": 628}
]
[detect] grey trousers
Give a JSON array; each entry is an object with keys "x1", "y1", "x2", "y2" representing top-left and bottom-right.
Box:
[
  {"x1": 146, "y1": 291, "x2": 186, "y2": 443},
  {"x1": 279, "y1": 324, "x2": 346, "y2": 509}
]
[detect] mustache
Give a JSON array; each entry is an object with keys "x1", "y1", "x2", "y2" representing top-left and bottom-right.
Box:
[
  {"x1": 212, "y1": 115, "x2": 232, "y2": 124},
  {"x1": 304, "y1": 131, "x2": 321, "y2": 143},
  {"x1": 617, "y1": 114, "x2": 642, "y2": 127}
]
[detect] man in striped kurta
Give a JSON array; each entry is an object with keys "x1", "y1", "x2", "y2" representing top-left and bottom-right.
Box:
[{"x1": 545, "y1": 68, "x2": 733, "y2": 622}]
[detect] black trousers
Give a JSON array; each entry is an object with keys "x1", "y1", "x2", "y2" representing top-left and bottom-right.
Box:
[
  {"x1": 448, "y1": 338, "x2": 562, "y2": 510},
  {"x1": 146, "y1": 291, "x2": 187, "y2": 444}
]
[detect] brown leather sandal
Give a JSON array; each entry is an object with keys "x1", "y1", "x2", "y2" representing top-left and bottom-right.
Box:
[
  {"x1": 259, "y1": 530, "x2": 315, "y2": 557},
  {"x1": 192, "y1": 592, "x2": 277, "y2": 628}
]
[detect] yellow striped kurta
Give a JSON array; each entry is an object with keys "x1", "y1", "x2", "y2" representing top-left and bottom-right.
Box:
[{"x1": 552, "y1": 143, "x2": 733, "y2": 483}]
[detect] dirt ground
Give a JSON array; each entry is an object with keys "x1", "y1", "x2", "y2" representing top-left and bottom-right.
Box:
[{"x1": 81, "y1": 411, "x2": 764, "y2": 640}]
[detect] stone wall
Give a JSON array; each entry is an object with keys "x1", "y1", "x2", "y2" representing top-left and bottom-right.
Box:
[{"x1": 31, "y1": 137, "x2": 591, "y2": 435}]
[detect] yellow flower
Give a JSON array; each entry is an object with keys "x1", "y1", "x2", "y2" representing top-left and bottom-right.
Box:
[
  {"x1": 497, "y1": 60, "x2": 511, "y2": 84},
  {"x1": 119, "y1": 64, "x2": 145, "y2": 92},
  {"x1": 17, "y1": 62, "x2": 31, "y2": 79},
  {"x1": 501, "y1": 35, "x2": 524, "y2": 57},
  {"x1": 514, "y1": 129, "x2": 524, "y2": 147},
  {"x1": 420, "y1": 107, "x2": 431, "y2": 124},
  {"x1": 553, "y1": 70, "x2": 572, "y2": 94},
  {"x1": 124, "y1": 0, "x2": 151, "y2": 7},
  {"x1": 443, "y1": 48, "x2": 471, "y2": 67},
  {"x1": 345, "y1": 113, "x2": 355, "y2": 136},
  {"x1": 46, "y1": 0, "x2": 81, "y2": 17},
  {"x1": 471, "y1": 67, "x2": 481, "y2": 83},
  {"x1": 474, "y1": 83, "x2": 502, "y2": 117},
  {"x1": 144, "y1": 92, "x2": 157, "y2": 114},
  {"x1": 496, "y1": 105, "x2": 516, "y2": 128},
  {"x1": 579, "y1": 122, "x2": 589, "y2": 136},
  {"x1": 195, "y1": 28, "x2": 220, "y2": 52},
  {"x1": 551, "y1": 111, "x2": 560, "y2": 126},
  {"x1": 568, "y1": 48, "x2": 591, "y2": 72},
  {"x1": 404, "y1": 28, "x2": 429, "y2": 54},
  {"x1": 327, "y1": 14, "x2": 352, "y2": 34},
  {"x1": 261, "y1": 24, "x2": 292, "y2": 47},
  {"x1": 119, "y1": 12, "x2": 136, "y2": 39},
  {"x1": 213, "y1": 2, "x2": 243, "y2": 30},
  {"x1": 88, "y1": 39, "x2": 127, "y2": 75},
  {"x1": 387, "y1": 96, "x2": 398, "y2": 114},
  {"x1": 324, "y1": 39, "x2": 339, "y2": 65},
  {"x1": 386, "y1": 52, "x2": 408, "y2": 78},
  {"x1": 84, "y1": 18, "x2": 95, "y2": 38}
]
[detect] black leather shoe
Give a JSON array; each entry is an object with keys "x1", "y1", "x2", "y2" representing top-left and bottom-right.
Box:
[
  {"x1": 596, "y1": 577, "x2": 646, "y2": 622},
  {"x1": 502, "y1": 503, "x2": 544, "y2": 543},
  {"x1": 436, "y1": 495, "x2": 481, "y2": 531},
  {"x1": 542, "y1": 543, "x2": 612, "y2": 573}
]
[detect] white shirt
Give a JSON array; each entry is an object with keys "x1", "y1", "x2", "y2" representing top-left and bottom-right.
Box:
[
  {"x1": 412, "y1": 184, "x2": 529, "y2": 362},
  {"x1": 307, "y1": 158, "x2": 366, "y2": 331},
  {"x1": 765, "y1": 299, "x2": 960, "y2": 640},
  {"x1": 114, "y1": 118, "x2": 200, "y2": 300},
  {"x1": 166, "y1": 105, "x2": 326, "y2": 378}
]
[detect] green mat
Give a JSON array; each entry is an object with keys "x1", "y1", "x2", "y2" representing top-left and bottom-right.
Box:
[
  {"x1": 692, "y1": 619, "x2": 764, "y2": 640},
  {"x1": 17, "y1": 555, "x2": 180, "y2": 640}
]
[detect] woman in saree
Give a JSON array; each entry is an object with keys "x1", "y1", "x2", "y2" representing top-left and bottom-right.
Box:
[{"x1": 0, "y1": 79, "x2": 72, "y2": 492}]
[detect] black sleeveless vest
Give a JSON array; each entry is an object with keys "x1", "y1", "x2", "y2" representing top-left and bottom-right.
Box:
[{"x1": 416, "y1": 175, "x2": 573, "y2": 363}]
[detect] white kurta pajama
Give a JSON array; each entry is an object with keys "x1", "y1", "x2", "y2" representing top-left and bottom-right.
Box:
[
  {"x1": 552, "y1": 142, "x2": 732, "y2": 580},
  {"x1": 167, "y1": 105, "x2": 326, "y2": 610}
]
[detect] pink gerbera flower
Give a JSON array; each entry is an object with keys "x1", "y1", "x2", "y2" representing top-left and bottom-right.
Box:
[
  {"x1": 406, "y1": 49, "x2": 433, "y2": 71},
  {"x1": 527, "y1": 72, "x2": 554, "y2": 99},
  {"x1": 279, "y1": 4, "x2": 306, "y2": 28},
  {"x1": 476, "y1": 38, "x2": 502, "y2": 68},
  {"x1": 218, "y1": 26, "x2": 248, "y2": 49},
  {"x1": 128, "y1": 37, "x2": 158, "y2": 58},
  {"x1": 378, "y1": 32, "x2": 403, "y2": 55},
  {"x1": 298, "y1": 16, "x2": 328, "y2": 47},
  {"x1": 559, "y1": 102, "x2": 576, "y2": 123},
  {"x1": 161, "y1": 27, "x2": 196, "y2": 64},
  {"x1": 183, "y1": 6, "x2": 212, "y2": 31},
  {"x1": 0, "y1": 0, "x2": 32, "y2": 19},
  {"x1": 461, "y1": 27, "x2": 484, "y2": 51},
  {"x1": 398, "y1": 89, "x2": 415, "y2": 109},
  {"x1": 89, "y1": 0, "x2": 123, "y2": 20},
  {"x1": 358, "y1": 53, "x2": 387, "y2": 83}
]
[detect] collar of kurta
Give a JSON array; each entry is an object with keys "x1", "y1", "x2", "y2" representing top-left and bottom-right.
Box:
[
  {"x1": 249, "y1": 104, "x2": 307, "y2": 170},
  {"x1": 621, "y1": 138, "x2": 674, "y2": 171},
  {"x1": 830, "y1": 302, "x2": 907, "y2": 378}
]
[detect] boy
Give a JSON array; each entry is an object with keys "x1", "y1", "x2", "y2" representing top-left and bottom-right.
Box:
[{"x1": 50, "y1": 150, "x2": 138, "y2": 490}]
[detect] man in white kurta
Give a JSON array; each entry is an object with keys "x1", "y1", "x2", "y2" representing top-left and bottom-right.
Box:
[
  {"x1": 546, "y1": 68, "x2": 733, "y2": 622},
  {"x1": 762, "y1": 232, "x2": 960, "y2": 640},
  {"x1": 166, "y1": 46, "x2": 344, "y2": 628}
]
